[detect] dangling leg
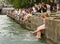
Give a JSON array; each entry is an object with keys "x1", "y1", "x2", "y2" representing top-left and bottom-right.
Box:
[
  {"x1": 36, "y1": 31, "x2": 41, "y2": 39},
  {"x1": 31, "y1": 24, "x2": 45, "y2": 34}
]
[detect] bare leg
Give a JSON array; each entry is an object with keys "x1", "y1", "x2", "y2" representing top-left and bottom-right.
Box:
[
  {"x1": 32, "y1": 24, "x2": 45, "y2": 34},
  {"x1": 36, "y1": 31, "x2": 41, "y2": 39}
]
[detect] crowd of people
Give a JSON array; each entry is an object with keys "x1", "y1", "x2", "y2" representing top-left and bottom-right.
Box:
[
  {"x1": 8, "y1": 0, "x2": 57, "y2": 39},
  {"x1": 8, "y1": 2, "x2": 48, "y2": 20}
]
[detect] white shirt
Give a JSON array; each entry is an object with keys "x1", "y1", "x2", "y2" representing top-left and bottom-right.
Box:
[
  {"x1": 32, "y1": 7, "x2": 37, "y2": 13},
  {"x1": 14, "y1": 10, "x2": 19, "y2": 15},
  {"x1": 22, "y1": 10, "x2": 26, "y2": 15}
]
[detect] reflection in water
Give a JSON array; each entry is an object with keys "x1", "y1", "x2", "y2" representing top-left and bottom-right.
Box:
[{"x1": 0, "y1": 15, "x2": 46, "y2": 44}]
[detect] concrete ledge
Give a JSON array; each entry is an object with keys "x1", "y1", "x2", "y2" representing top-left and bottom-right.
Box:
[{"x1": 45, "y1": 17, "x2": 60, "y2": 44}]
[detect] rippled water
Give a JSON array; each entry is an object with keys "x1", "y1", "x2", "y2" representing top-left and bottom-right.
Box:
[{"x1": 0, "y1": 15, "x2": 46, "y2": 44}]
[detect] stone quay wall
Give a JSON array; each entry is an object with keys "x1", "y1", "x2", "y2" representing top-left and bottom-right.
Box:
[
  {"x1": 7, "y1": 13, "x2": 43, "y2": 31},
  {"x1": 45, "y1": 16, "x2": 60, "y2": 44}
]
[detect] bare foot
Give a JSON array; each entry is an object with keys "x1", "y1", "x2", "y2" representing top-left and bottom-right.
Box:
[
  {"x1": 36, "y1": 34, "x2": 41, "y2": 39},
  {"x1": 30, "y1": 31, "x2": 35, "y2": 34}
]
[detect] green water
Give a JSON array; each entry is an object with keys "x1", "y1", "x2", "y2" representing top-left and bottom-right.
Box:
[{"x1": 0, "y1": 15, "x2": 46, "y2": 44}]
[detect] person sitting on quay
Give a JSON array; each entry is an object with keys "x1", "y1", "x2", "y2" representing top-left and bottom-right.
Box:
[
  {"x1": 30, "y1": 2, "x2": 48, "y2": 39},
  {"x1": 37, "y1": 3, "x2": 42, "y2": 13},
  {"x1": 49, "y1": 0, "x2": 57, "y2": 13},
  {"x1": 14, "y1": 8, "x2": 20, "y2": 17},
  {"x1": 32, "y1": 6, "x2": 37, "y2": 15},
  {"x1": 41, "y1": 2, "x2": 47, "y2": 13},
  {"x1": 31, "y1": 13, "x2": 48, "y2": 39},
  {"x1": 23, "y1": 8, "x2": 32, "y2": 21}
]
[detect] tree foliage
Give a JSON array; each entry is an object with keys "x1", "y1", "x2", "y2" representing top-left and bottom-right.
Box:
[
  {"x1": 7, "y1": 0, "x2": 60, "y2": 8},
  {"x1": 7, "y1": 0, "x2": 34, "y2": 8}
]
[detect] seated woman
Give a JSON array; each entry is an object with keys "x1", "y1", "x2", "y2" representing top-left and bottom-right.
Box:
[{"x1": 31, "y1": 12, "x2": 48, "y2": 39}]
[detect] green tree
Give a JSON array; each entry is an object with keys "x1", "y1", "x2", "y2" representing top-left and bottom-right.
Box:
[
  {"x1": 7, "y1": 0, "x2": 33, "y2": 8},
  {"x1": 7, "y1": 0, "x2": 50, "y2": 8}
]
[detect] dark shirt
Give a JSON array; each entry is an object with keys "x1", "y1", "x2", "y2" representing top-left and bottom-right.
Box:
[
  {"x1": 49, "y1": 2, "x2": 56, "y2": 11},
  {"x1": 37, "y1": 8, "x2": 41, "y2": 13},
  {"x1": 42, "y1": 5, "x2": 47, "y2": 12}
]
